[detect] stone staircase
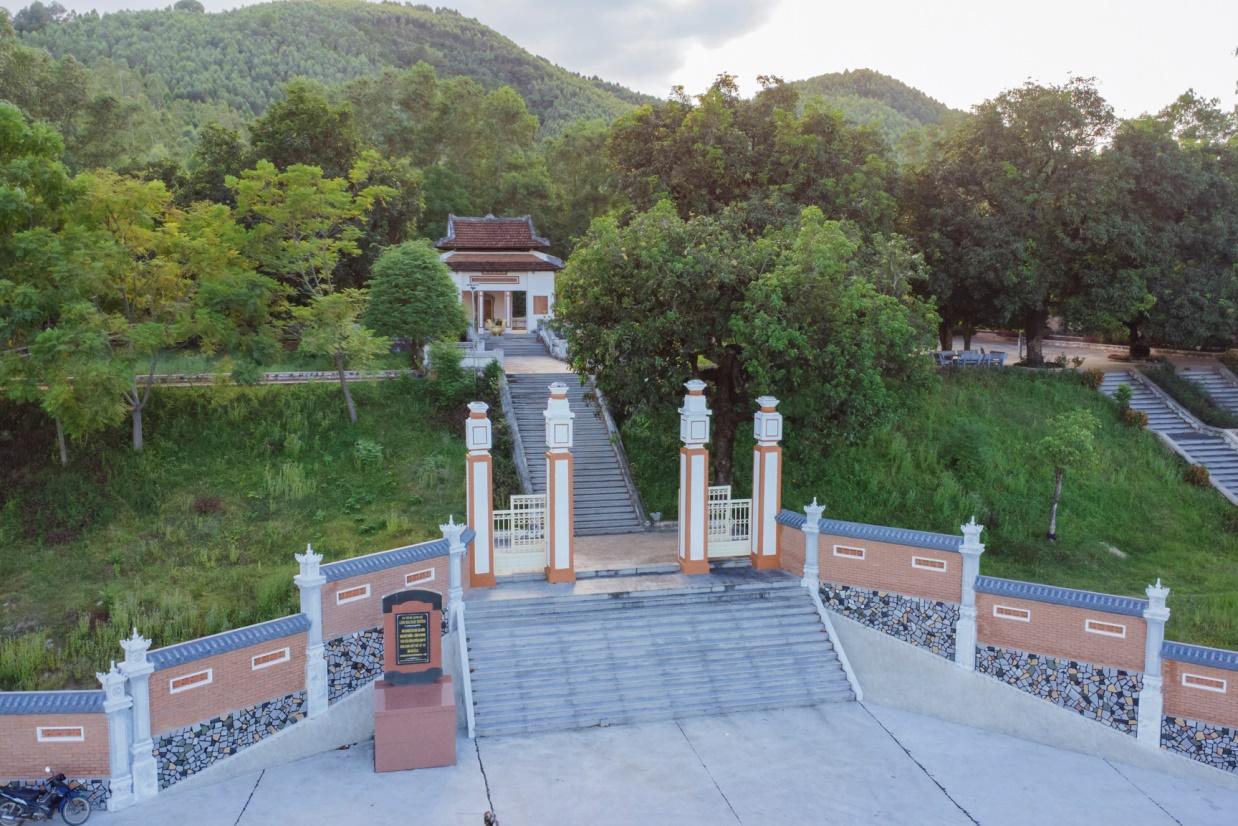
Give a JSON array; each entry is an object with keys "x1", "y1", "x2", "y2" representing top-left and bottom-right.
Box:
[
  {"x1": 1100, "y1": 370, "x2": 1238, "y2": 501},
  {"x1": 1182, "y1": 368, "x2": 1238, "y2": 416},
  {"x1": 506, "y1": 370, "x2": 644, "y2": 536},
  {"x1": 491, "y1": 332, "x2": 550, "y2": 359},
  {"x1": 465, "y1": 572, "x2": 853, "y2": 737}
]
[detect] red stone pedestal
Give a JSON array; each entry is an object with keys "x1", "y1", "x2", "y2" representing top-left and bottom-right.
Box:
[{"x1": 373, "y1": 677, "x2": 456, "y2": 772}]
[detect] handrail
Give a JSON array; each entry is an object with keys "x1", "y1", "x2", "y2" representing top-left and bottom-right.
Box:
[
  {"x1": 807, "y1": 586, "x2": 864, "y2": 702},
  {"x1": 497, "y1": 373, "x2": 534, "y2": 494},
  {"x1": 452, "y1": 603, "x2": 476, "y2": 738}
]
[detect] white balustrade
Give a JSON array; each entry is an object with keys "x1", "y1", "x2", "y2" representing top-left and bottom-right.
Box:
[
  {"x1": 492, "y1": 494, "x2": 548, "y2": 574},
  {"x1": 707, "y1": 485, "x2": 752, "y2": 557}
]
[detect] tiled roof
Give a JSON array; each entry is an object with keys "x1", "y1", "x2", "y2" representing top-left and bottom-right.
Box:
[
  {"x1": 148, "y1": 614, "x2": 311, "y2": 671},
  {"x1": 320, "y1": 529, "x2": 474, "y2": 583},
  {"x1": 0, "y1": 690, "x2": 104, "y2": 715},
  {"x1": 975, "y1": 576, "x2": 1147, "y2": 617},
  {"x1": 776, "y1": 509, "x2": 962, "y2": 553},
  {"x1": 443, "y1": 252, "x2": 563, "y2": 273},
  {"x1": 436, "y1": 214, "x2": 550, "y2": 250},
  {"x1": 1162, "y1": 641, "x2": 1238, "y2": 672}
]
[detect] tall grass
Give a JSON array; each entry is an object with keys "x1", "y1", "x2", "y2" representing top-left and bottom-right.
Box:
[
  {"x1": 0, "y1": 369, "x2": 511, "y2": 689},
  {"x1": 622, "y1": 369, "x2": 1238, "y2": 648}
]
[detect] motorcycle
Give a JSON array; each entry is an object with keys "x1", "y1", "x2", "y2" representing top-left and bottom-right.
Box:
[{"x1": 0, "y1": 770, "x2": 92, "y2": 825}]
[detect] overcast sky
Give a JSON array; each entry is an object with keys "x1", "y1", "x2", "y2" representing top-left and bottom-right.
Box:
[{"x1": 5, "y1": 0, "x2": 1235, "y2": 116}]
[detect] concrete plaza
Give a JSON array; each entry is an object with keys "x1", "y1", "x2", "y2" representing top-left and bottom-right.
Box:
[{"x1": 98, "y1": 702, "x2": 1238, "y2": 826}]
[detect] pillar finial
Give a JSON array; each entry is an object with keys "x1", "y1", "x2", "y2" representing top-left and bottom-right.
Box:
[
  {"x1": 441, "y1": 514, "x2": 467, "y2": 545},
  {"x1": 804, "y1": 498, "x2": 824, "y2": 529}
]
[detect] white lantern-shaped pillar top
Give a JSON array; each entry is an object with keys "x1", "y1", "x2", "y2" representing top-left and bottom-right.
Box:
[
  {"x1": 544, "y1": 382, "x2": 575, "y2": 449},
  {"x1": 679, "y1": 379, "x2": 712, "y2": 447},
  {"x1": 466, "y1": 401, "x2": 492, "y2": 452}
]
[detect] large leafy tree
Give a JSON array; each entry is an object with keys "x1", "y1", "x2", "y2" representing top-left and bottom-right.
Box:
[
  {"x1": 249, "y1": 78, "x2": 360, "y2": 179},
  {"x1": 361, "y1": 240, "x2": 465, "y2": 366},
  {"x1": 295, "y1": 289, "x2": 388, "y2": 423}
]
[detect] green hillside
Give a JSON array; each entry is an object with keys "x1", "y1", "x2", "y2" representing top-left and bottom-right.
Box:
[
  {"x1": 18, "y1": 0, "x2": 651, "y2": 133},
  {"x1": 789, "y1": 68, "x2": 959, "y2": 144}
]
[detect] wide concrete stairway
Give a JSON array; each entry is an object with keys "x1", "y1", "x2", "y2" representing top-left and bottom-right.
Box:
[
  {"x1": 1183, "y1": 368, "x2": 1238, "y2": 416},
  {"x1": 1101, "y1": 370, "x2": 1238, "y2": 501},
  {"x1": 492, "y1": 332, "x2": 549, "y2": 358},
  {"x1": 506, "y1": 370, "x2": 644, "y2": 535},
  {"x1": 466, "y1": 573, "x2": 853, "y2": 737}
]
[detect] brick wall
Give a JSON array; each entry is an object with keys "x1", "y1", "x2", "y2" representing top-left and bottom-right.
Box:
[
  {"x1": 1163, "y1": 659, "x2": 1238, "y2": 729},
  {"x1": 777, "y1": 523, "x2": 805, "y2": 577},
  {"x1": 975, "y1": 593, "x2": 1145, "y2": 672},
  {"x1": 149, "y1": 631, "x2": 307, "y2": 736},
  {"x1": 0, "y1": 713, "x2": 108, "y2": 778},
  {"x1": 321, "y1": 555, "x2": 450, "y2": 642}
]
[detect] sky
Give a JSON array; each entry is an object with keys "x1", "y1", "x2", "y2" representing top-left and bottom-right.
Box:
[{"x1": 5, "y1": 0, "x2": 1236, "y2": 117}]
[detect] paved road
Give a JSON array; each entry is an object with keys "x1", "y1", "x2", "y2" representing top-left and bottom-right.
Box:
[{"x1": 98, "y1": 703, "x2": 1238, "y2": 825}]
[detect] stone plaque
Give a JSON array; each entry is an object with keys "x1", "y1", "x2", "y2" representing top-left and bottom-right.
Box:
[{"x1": 395, "y1": 611, "x2": 430, "y2": 666}]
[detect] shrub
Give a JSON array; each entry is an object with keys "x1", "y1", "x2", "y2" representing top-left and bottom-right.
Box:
[
  {"x1": 1081, "y1": 369, "x2": 1105, "y2": 390},
  {"x1": 1221, "y1": 350, "x2": 1238, "y2": 373},
  {"x1": 1141, "y1": 362, "x2": 1238, "y2": 429},
  {"x1": 1184, "y1": 464, "x2": 1211, "y2": 487},
  {"x1": 1113, "y1": 384, "x2": 1133, "y2": 410},
  {"x1": 1121, "y1": 408, "x2": 1148, "y2": 427}
]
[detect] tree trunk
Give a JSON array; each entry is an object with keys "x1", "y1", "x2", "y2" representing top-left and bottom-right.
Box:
[
  {"x1": 336, "y1": 353, "x2": 358, "y2": 423},
  {"x1": 132, "y1": 404, "x2": 144, "y2": 452},
  {"x1": 938, "y1": 320, "x2": 953, "y2": 352},
  {"x1": 962, "y1": 322, "x2": 974, "y2": 352},
  {"x1": 55, "y1": 418, "x2": 68, "y2": 466},
  {"x1": 1047, "y1": 467, "x2": 1063, "y2": 541},
  {"x1": 1023, "y1": 308, "x2": 1048, "y2": 366},
  {"x1": 703, "y1": 346, "x2": 744, "y2": 486},
  {"x1": 1127, "y1": 320, "x2": 1151, "y2": 360}
]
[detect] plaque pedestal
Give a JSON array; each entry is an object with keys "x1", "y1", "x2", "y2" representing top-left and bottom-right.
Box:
[{"x1": 373, "y1": 677, "x2": 456, "y2": 772}]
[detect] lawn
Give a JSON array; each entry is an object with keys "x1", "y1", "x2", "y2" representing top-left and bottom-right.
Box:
[
  {"x1": 0, "y1": 372, "x2": 517, "y2": 690},
  {"x1": 621, "y1": 369, "x2": 1238, "y2": 649}
]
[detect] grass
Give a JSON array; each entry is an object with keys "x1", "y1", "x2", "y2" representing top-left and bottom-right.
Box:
[
  {"x1": 151, "y1": 348, "x2": 411, "y2": 376},
  {"x1": 621, "y1": 369, "x2": 1238, "y2": 649},
  {"x1": 0, "y1": 370, "x2": 516, "y2": 690}
]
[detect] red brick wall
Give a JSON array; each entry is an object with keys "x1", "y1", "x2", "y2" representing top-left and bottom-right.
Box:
[
  {"x1": 1163, "y1": 659, "x2": 1238, "y2": 728},
  {"x1": 777, "y1": 523, "x2": 805, "y2": 577},
  {"x1": 321, "y1": 556, "x2": 451, "y2": 642},
  {"x1": 149, "y1": 631, "x2": 307, "y2": 736},
  {"x1": 0, "y1": 713, "x2": 108, "y2": 778},
  {"x1": 975, "y1": 593, "x2": 1145, "y2": 672},
  {"x1": 820, "y1": 534, "x2": 961, "y2": 604}
]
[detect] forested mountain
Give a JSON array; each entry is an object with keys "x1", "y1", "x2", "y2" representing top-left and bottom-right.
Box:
[
  {"x1": 789, "y1": 68, "x2": 959, "y2": 144},
  {"x1": 18, "y1": 0, "x2": 651, "y2": 133}
]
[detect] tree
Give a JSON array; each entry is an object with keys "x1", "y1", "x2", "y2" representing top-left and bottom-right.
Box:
[
  {"x1": 332, "y1": 150, "x2": 423, "y2": 289},
  {"x1": 1038, "y1": 410, "x2": 1099, "y2": 541},
  {"x1": 362, "y1": 240, "x2": 465, "y2": 365},
  {"x1": 12, "y1": 2, "x2": 68, "y2": 34},
  {"x1": 294, "y1": 289, "x2": 388, "y2": 423},
  {"x1": 250, "y1": 78, "x2": 360, "y2": 179},
  {"x1": 173, "y1": 0, "x2": 205, "y2": 12},
  {"x1": 230, "y1": 160, "x2": 392, "y2": 300},
  {"x1": 182, "y1": 123, "x2": 248, "y2": 205},
  {"x1": 540, "y1": 119, "x2": 619, "y2": 256}
]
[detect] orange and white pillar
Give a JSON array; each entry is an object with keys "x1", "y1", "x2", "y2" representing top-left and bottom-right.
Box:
[
  {"x1": 750, "y1": 395, "x2": 783, "y2": 569},
  {"x1": 544, "y1": 382, "x2": 576, "y2": 583},
  {"x1": 678, "y1": 379, "x2": 711, "y2": 575},
  {"x1": 465, "y1": 401, "x2": 496, "y2": 588}
]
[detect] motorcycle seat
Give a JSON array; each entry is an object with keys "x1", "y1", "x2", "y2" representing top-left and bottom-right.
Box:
[{"x1": 2, "y1": 786, "x2": 44, "y2": 801}]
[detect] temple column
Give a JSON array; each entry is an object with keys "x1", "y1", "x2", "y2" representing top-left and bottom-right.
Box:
[
  {"x1": 544, "y1": 382, "x2": 575, "y2": 583},
  {"x1": 678, "y1": 380, "x2": 711, "y2": 575},
  {"x1": 750, "y1": 396, "x2": 783, "y2": 569},
  {"x1": 465, "y1": 401, "x2": 496, "y2": 587},
  {"x1": 1138, "y1": 580, "x2": 1170, "y2": 747}
]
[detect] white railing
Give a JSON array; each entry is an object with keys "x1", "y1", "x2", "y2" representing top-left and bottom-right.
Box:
[
  {"x1": 708, "y1": 485, "x2": 751, "y2": 557},
  {"x1": 493, "y1": 494, "x2": 547, "y2": 575}
]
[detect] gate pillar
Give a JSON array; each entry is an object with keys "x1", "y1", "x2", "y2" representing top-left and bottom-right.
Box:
[
  {"x1": 678, "y1": 380, "x2": 711, "y2": 575},
  {"x1": 750, "y1": 396, "x2": 783, "y2": 569},
  {"x1": 544, "y1": 382, "x2": 576, "y2": 583},
  {"x1": 465, "y1": 401, "x2": 496, "y2": 587}
]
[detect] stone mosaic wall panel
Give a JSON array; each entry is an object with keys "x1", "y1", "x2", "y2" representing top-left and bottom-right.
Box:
[
  {"x1": 976, "y1": 646, "x2": 1141, "y2": 735},
  {"x1": 822, "y1": 583, "x2": 958, "y2": 660},
  {"x1": 154, "y1": 691, "x2": 306, "y2": 789},
  {"x1": 4, "y1": 778, "x2": 109, "y2": 810},
  {"x1": 325, "y1": 627, "x2": 383, "y2": 702},
  {"x1": 1162, "y1": 716, "x2": 1238, "y2": 773}
]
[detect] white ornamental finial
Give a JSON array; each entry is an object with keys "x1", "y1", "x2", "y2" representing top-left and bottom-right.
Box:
[
  {"x1": 804, "y1": 498, "x2": 824, "y2": 530},
  {"x1": 1146, "y1": 578, "x2": 1170, "y2": 608},
  {"x1": 120, "y1": 628, "x2": 151, "y2": 666},
  {"x1": 296, "y1": 543, "x2": 323, "y2": 579},
  {"x1": 441, "y1": 514, "x2": 467, "y2": 546},
  {"x1": 960, "y1": 516, "x2": 984, "y2": 549}
]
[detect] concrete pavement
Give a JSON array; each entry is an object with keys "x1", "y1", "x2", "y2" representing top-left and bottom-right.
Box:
[{"x1": 98, "y1": 702, "x2": 1238, "y2": 825}]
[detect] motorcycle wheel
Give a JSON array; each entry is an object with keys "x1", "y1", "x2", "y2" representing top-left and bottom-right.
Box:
[
  {"x1": 59, "y1": 796, "x2": 90, "y2": 826},
  {"x1": 0, "y1": 800, "x2": 23, "y2": 826}
]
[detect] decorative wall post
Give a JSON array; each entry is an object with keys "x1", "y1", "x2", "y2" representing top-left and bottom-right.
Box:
[
  {"x1": 465, "y1": 401, "x2": 496, "y2": 588},
  {"x1": 118, "y1": 630, "x2": 158, "y2": 801},
  {"x1": 544, "y1": 382, "x2": 575, "y2": 583},
  {"x1": 678, "y1": 379, "x2": 712, "y2": 575},
  {"x1": 443, "y1": 516, "x2": 467, "y2": 613},
  {"x1": 750, "y1": 396, "x2": 783, "y2": 569},
  {"x1": 1138, "y1": 579, "x2": 1170, "y2": 747},
  {"x1": 801, "y1": 498, "x2": 824, "y2": 588},
  {"x1": 954, "y1": 518, "x2": 985, "y2": 671},
  {"x1": 97, "y1": 663, "x2": 134, "y2": 811},
  {"x1": 294, "y1": 544, "x2": 328, "y2": 719}
]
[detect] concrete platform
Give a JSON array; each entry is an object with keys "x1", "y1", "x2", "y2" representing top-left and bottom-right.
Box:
[
  {"x1": 575, "y1": 530, "x2": 678, "y2": 571},
  {"x1": 97, "y1": 703, "x2": 1238, "y2": 825}
]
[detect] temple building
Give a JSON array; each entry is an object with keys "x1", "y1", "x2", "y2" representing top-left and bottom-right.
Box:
[{"x1": 436, "y1": 214, "x2": 564, "y2": 334}]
